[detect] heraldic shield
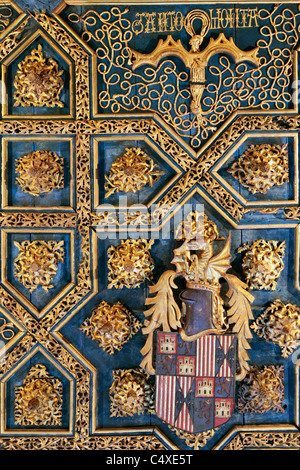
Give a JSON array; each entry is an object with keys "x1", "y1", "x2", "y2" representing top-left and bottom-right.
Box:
[
  {"x1": 139, "y1": 212, "x2": 255, "y2": 436},
  {"x1": 155, "y1": 332, "x2": 236, "y2": 433}
]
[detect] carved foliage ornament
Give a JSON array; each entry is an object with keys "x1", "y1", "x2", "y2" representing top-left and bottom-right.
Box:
[
  {"x1": 174, "y1": 211, "x2": 221, "y2": 244},
  {"x1": 238, "y1": 239, "x2": 285, "y2": 290},
  {"x1": 228, "y1": 143, "x2": 289, "y2": 194},
  {"x1": 109, "y1": 368, "x2": 155, "y2": 417},
  {"x1": 252, "y1": 299, "x2": 300, "y2": 357},
  {"x1": 107, "y1": 239, "x2": 154, "y2": 289},
  {"x1": 13, "y1": 44, "x2": 64, "y2": 108},
  {"x1": 14, "y1": 239, "x2": 64, "y2": 293},
  {"x1": 14, "y1": 364, "x2": 63, "y2": 426},
  {"x1": 104, "y1": 147, "x2": 165, "y2": 198},
  {"x1": 15, "y1": 150, "x2": 64, "y2": 197},
  {"x1": 237, "y1": 365, "x2": 284, "y2": 414},
  {"x1": 80, "y1": 301, "x2": 142, "y2": 355}
]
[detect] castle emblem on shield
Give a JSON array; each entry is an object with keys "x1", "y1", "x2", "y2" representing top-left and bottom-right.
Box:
[{"x1": 140, "y1": 212, "x2": 255, "y2": 435}]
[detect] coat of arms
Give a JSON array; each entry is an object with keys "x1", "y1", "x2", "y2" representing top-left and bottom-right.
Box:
[{"x1": 140, "y1": 213, "x2": 255, "y2": 437}]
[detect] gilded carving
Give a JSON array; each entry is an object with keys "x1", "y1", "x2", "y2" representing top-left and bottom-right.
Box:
[
  {"x1": 109, "y1": 368, "x2": 155, "y2": 417},
  {"x1": 0, "y1": 434, "x2": 167, "y2": 450},
  {"x1": 169, "y1": 427, "x2": 215, "y2": 450},
  {"x1": 223, "y1": 431, "x2": 300, "y2": 450},
  {"x1": 238, "y1": 239, "x2": 285, "y2": 290},
  {"x1": 0, "y1": 316, "x2": 15, "y2": 342},
  {"x1": 0, "y1": 6, "x2": 13, "y2": 33},
  {"x1": 140, "y1": 213, "x2": 255, "y2": 388},
  {"x1": 1, "y1": 3, "x2": 299, "y2": 451},
  {"x1": 107, "y1": 239, "x2": 155, "y2": 289},
  {"x1": 237, "y1": 365, "x2": 285, "y2": 414},
  {"x1": 228, "y1": 143, "x2": 289, "y2": 194},
  {"x1": 15, "y1": 150, "x2": 64, "y2": 196},
  {"x1": 252, "y1": 299, "x2": 300, "y2": 358},
  {"x1": 104, "y1": 147, "x2": 165, "y2": 198},
  {"x1": 130, "y1": 12, "x2": 259, "y2": 117},
  {"x1": 174, "y1": 211, "x2": 221, "y2": 244},
  {"x1": 80, "y1": 301, "x2": 142, "y2": 354},
  {"x1": 70, "y1": 6, "x2": 300, "y2": 149},
  {"x1": 13, "y1": 44, "x2": 64, "y2": 108},
  {"x1": 14, "y1": 364, "x2": 63, "y2": 426},
  {"x1": 14, "y1": 239, "x2": 64, "y2": 292}
]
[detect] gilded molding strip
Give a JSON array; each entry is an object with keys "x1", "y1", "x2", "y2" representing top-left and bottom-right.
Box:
[{"x1": 0, "y1": 433, "x2": 169, "y2": 450}]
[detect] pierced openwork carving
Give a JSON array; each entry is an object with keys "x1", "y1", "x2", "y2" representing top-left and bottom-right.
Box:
[
  {"x1": 15, "y1": 150, "x2": 64, "y2": 197},
  {"x1": 109, "y1": 368, "x2": 155, "y2": 417},
  {"x1": 237, "y1": 365, "x2": 284, "y2": 414},
  {"x1": 14, "y1": 239, "x2": 64, "y2": 293},
  {"x1": 252, "y1": 299, "x2": 300, "y2": 358},
  {"x1": 80, "y1": 301, "x2": 142, "y2": 355},
  {"x1": 237, "y1": 239, "x2": 285, "y2": 290},
  {"x1": 69, "y1": 5, "x2": 300, "y2": 149},
  {"x1": 169, "y1": 427, "x2": 215, "y2": 450},
  {"x1": 13, "y1": 44, "x2": 64, "y2": 108},
  {"x1": 14, "y1": 364, "x2": 63, "y2": 426},
  {"x1": 104, "y1": 147, "x2": 165, "y2": 198},
  {"x1": 228, "y1": 143, "x2": 289, "y2": 194},
  {"x1": 107, "y1": 239, "x2": 155, "y2": 289}
]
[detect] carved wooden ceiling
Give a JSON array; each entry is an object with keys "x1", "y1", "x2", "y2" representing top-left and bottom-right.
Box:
[{"x1": 0, "y1": 0, "x2": 300, "y2": 452}]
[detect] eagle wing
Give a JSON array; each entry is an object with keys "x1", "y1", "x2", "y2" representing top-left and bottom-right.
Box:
[
  {"x1": 224, "y1": 273, "x2": 255, "y2": 381},
  {"x1": 140, "y1": 270, "x2": 181, "y2": 374}
]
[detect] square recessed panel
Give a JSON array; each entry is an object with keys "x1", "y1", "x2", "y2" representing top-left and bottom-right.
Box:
[{"x1": 1, "y1": 136, "x2": 75, "y2": 210}]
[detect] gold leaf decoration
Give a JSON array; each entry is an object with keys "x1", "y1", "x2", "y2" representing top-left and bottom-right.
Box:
[
  {"x1": 80, "y1": 301, "x2": 142, "y2": 355},
  {"x1": 15, "y1": 150, "x2": 64, "y2": 196},
  {"x1": 14, "y1": 364, "x2": 63, "y2": 426},
  {"x1": 104, "y1": 147, "x2": 165, "y2": 198},
  {"x1": 228, "y1": 143, "x2": 289, "y2": 194},
  {"x1": 140, "y1": 270, "x2": 182, "y2": 374},
  {"x1": 225, "y1": 274, "x2": 255, "y2": 381},
  {"x1": 237, "y1": 365, "x2": 285, "y2": 414},
  {"x1": 107, "y1": 239, "x2": 154, "y2": 289},
  {"x1": 14, "y1": 239, "x2": 64, "y2": 292},
  {"x1": 109, "y1": 368, "x2": 155, "y2": 417},
  {"x1": 252, "y1": 299, "x2": 300, "y2": 357},
  {"x1": 238, "y1": 239, "x2": 285, "y2": 290},
  {"x1": 13, "y1": 44, "x2": 64, "y2": 108}
]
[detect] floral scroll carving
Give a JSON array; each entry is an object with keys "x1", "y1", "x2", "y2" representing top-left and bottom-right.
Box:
[
  {"x1": 14, "y1": 239, "x2": 64, "y2": 292},
  {"x1": 14, "y1": 364, "x2": 63, "y2": 426},
  {"x1": 105, "y1": 147, "x2": 165, "y2": 198},
  {"x1": 109, "y1": 368, "x2": 155, "y2": 417},
  {"x1": 13, "y1": 44, "x2": 64, "y2": 108},
  {"x1": 228, "y1": 143, "x2": 289, "y2": 194},
  {"x1": 107, "y1": 239, "x2": 155, "y2": 289},
  {"x1": 237, "y1": 239, "x2": 285, "y2": 290},
  {"x1": 237, "y1": 365, "x2": 285, "y2": 414},
  {"x1": 15, "y1": 150, "x2": 64, "y2": 196},
  {"x1": 252, "y1": 299, "x2": 300, "y2": 357},
  {"x1": 80, "y1": 301, "x2": 142, "y2": 355}
]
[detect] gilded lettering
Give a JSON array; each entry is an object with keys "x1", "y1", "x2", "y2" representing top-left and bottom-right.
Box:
[
  {"x1": 209, "y1": 7, "x2": 259, "y2": 29},
  {"x1": 132, "y1": 12, "x2": 144, "y2": 35},
  {"x1": 174, "y1": 11, "x2": 184, "y2": 31},
  {"x1": 144, "y1": 12, "x2": 156, "y2": 33},
  {"x1": 248, "y1": 8, "x2": 259, "y2": 27},
  {"x1": 157, "y1": 12, "x2": 169, "y2": 32}
]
